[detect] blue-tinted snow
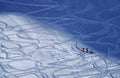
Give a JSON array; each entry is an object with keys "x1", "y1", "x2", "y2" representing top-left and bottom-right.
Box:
[{"x1": 0, "y1": 0, "x2": 120, "y2": 78}]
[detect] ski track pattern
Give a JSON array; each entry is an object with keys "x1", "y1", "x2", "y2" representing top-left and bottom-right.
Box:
[{"x1": 0, "y1": 0, "x2": 120, "y2": 78}]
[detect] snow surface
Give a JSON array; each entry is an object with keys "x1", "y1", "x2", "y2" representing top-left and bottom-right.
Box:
[{"x1": 0, "y1": 13, "x2": 120, "y2": 78}]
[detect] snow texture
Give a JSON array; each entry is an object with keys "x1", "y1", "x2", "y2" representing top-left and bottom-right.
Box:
[{"x1": 0, "y1": 0, "x2": 120, "y2": 78}]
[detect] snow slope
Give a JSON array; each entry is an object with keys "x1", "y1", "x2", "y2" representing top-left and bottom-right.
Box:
[{"x1": 0, "y1": 14, "x2": 120, "y2": 78}]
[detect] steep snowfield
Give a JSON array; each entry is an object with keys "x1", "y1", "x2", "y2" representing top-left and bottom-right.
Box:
[{"x1": 0, "y1": 14, "x2": 120, "y2": 78}]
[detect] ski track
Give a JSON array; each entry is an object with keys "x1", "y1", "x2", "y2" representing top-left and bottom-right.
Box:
[{"x1": 0, "y1": 0, "x2": 120, "y2": 78}]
